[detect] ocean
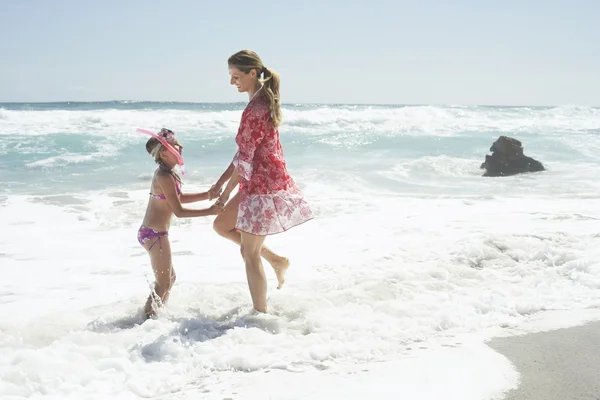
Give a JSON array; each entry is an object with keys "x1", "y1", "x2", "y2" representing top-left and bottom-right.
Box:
[{"x1": 1, "y1": 101, "x2": 600, "y2": 399}]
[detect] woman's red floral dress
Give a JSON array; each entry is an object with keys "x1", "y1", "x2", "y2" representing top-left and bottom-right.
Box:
[{"x1": 232, "y1": 92, "x2": 313, "y2": 235}]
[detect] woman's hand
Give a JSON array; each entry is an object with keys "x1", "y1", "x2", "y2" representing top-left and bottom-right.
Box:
[
  {"x1": 208, "y1": 184, "x2": 222, "y2": 200},
  {"x1": 214, "y1": 168, "x2": 239, "y2": 207}
]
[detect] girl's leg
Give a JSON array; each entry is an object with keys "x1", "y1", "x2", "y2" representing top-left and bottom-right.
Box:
[
  {"x1": 240, "y1": 232, "x2": 267, "y2": 312},
  {"x1": 213, "y1": 192, "x2": 289, "y2": 288},
  {"x1": 143, "y1": 236, "x2": 175, "y2": 318}
]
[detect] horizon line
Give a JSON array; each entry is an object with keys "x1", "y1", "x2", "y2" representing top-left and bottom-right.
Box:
[{"x1": 1, "y1": 100, "x2": 598, "y2": 108}]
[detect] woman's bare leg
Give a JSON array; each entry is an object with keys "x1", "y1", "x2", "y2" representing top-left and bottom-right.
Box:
[
  {"x1": 240, "y1": 232, "x2": 267, "y2": 312},
  {"x1": 143, "y1": 237, "x2": 175, "y2": 318},
  {"x1": 213, "y1": 192, "x2": 289, "y2": 288}
]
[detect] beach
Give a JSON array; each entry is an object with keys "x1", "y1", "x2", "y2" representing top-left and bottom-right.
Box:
[{"x1": 489, "y1": 321, "x2": 600, "y2": 400}]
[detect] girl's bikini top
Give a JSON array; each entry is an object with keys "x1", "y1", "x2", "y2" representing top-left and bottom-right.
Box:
[{"x1": 150, "y1": 176, "x2": 181, "y2": 200}]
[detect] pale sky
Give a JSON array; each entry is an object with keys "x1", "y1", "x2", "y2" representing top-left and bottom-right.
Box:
[{"x1": 1, "y1": 0, "x2": 598, "y2": 105}]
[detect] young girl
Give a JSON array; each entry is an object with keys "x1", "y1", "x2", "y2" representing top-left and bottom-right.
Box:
[{"x1": 138, "y1": 128, "x2": 222, "y2": 319}]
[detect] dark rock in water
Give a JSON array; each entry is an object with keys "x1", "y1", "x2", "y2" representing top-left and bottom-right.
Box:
[{"x1": 480, "y1": 136, "x2": 545, "y2": 177}]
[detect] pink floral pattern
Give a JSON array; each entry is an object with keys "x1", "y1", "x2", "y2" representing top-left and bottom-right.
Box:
[{"x1": 232, "y1": 94, "x2": 313, "y2": 235}]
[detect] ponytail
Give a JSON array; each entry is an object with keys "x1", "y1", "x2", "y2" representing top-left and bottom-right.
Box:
[{"x1": 261, "y1": 67, "x2": 282, "y2": 128}]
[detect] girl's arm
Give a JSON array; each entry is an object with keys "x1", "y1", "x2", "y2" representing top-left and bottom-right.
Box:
[
  {"x1": 158, "y1": 173, "x2": 222, "y2": 217},
  {"x1": 180, "y1": 191, "x2": 210, "y2": 204}
]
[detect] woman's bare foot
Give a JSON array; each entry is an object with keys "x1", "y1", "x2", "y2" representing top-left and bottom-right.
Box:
[
  {"x1": 259, "y1": 245, "x2": 290, "y2": 289},
  {"x1": 268, "y1": 256, "x2": 290, "y2": 289}
]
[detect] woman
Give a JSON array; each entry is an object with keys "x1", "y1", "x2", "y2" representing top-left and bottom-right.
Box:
[{"x1": 210, "y1": 50, "x2": 313, "y2": 313}]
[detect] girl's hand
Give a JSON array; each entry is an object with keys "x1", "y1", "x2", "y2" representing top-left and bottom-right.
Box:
[{"x1": 208, "y1": 203, "x2": 224, "y2": 215}]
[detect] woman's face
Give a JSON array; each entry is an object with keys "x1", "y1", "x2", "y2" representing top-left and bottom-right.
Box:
[{"x1": 229, "y1": 66, "x2": 256, "y2": 93}]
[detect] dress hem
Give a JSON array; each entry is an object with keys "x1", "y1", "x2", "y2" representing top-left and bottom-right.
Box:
[{"x1": 235, "y1": 216, "x2": 314, "y2": 237}]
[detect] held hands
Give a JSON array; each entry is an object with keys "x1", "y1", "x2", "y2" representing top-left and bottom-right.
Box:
[
  {"x1": 207, "y1": 182, "x2": 228, "y2": 214},
  {"x1": 207, "y1": 183, "x2": 225, "y2": 215},
  {"x1": 215, "y1": 190, "x2": 231, "y2": 208},
  {"x1": 208, "y1": 184, "x2": 222, "y2": 200},
  {"x1": 208, "y1": 184, "x2": 230, "y2": 214}
]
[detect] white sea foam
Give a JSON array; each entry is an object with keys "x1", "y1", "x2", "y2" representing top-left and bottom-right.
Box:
[
  {"x1": 2, "y1": 103, "x2": 600, "y2": 398},
  {"x1": 1, "y1": 174, "x2": 599, "y2": 398}
]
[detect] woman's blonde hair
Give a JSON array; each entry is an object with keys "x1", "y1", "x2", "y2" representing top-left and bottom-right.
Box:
[{"x1": 228, "y1": 49, "x2": 282, "y2": 128}]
